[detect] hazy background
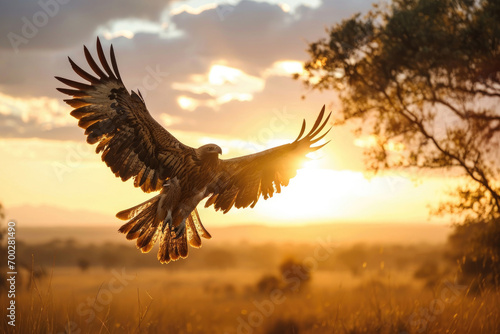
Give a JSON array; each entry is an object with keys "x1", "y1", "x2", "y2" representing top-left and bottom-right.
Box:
[{"x1": 0, "y1": 0, "x2": 456, "y2": 228}]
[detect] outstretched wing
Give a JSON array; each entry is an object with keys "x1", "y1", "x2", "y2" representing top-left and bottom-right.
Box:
[
  {"x1": 56, "y1": 37, "x2": 196, "y2": 193},
  {"x1": 206, "y1": 106, "x2": 331, "y2": 213}
]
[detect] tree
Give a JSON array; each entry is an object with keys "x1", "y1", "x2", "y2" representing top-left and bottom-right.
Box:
[
  {"x1": 299, "y1": 0, "x2": 500, "y2": 222},
  {"x1": 77, "y1": 258, "x2": 91, "y2": 272}
]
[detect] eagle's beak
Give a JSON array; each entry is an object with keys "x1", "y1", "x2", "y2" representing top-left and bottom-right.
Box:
[{"x1": 216, "y1": 146, "x2": 222, "y2": 155}]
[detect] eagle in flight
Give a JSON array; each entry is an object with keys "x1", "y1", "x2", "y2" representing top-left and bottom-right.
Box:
[{"x1": 56, "y1": 38, "x2": 331, "y2": 264}]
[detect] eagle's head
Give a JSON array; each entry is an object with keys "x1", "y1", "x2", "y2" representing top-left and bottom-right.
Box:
[{"x1": 197, "y1": 144, "x2": 222, "y2": 162}]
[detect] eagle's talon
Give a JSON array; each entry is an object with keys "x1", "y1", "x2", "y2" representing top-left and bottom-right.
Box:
[
  {"x1": 172, "y1": 222, "x2": 185, "y2": 239},
  {"x1": 161, "y1": 219, "x2": 169, "y2": 233}
]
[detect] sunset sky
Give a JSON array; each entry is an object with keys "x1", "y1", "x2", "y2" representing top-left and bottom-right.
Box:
[{"x1": 0, "y1": 0, "x2": 457, "y2": 227}]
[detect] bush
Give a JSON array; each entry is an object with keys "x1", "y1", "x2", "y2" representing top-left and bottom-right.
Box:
[
  {"x1": 279, "y1": 257, "x2": 311, "y2": 292},
  {"x1": 265, "y1": 318, "x2": 300, "y2": 334},
  {"x1": 447, "y1": 218, "x2": 500, "y2": 289},
  {"x1": 256, "y1": 274, "x2": 281, "y2": 295}
]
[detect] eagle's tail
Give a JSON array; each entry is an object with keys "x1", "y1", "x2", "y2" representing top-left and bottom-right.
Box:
[
  {"x1": 116, "y1": 189, "x2": 211, "y2": 264},
  {"x1": 156, "y1": 208, "x2": 212, "y2": 264},
  {"x1": 116, "y1": 194, "x2": 162, "y2": 253}
]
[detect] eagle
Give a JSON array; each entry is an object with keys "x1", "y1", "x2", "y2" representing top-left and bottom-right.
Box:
[{"x1": 56, "y1": 37, "x2": 331, "y2": 264}]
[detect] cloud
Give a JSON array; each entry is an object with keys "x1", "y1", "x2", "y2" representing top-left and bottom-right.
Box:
[
  {"x1": 170, "y1": 2, "x2": 219, "y2": 16},
  {"x1": 169, "y1": 0, "x2": 372, "y2": 73},
  {"x1": 0, "y1": 113, "x2": 81, "y2": 140},
  {"x1": 172, "y1": 64, "x2": 265, "y2": 109},
  {"x1": 0, "y1": 0, "x2": 175, "y2": 52},
  {"x1": 0, "y1": 91, "x2": 84, "y2": 140},
  {"x1": 0, "y1": 0, "x2": 373, "y2": 145},
  {"x1": 264, "y1": 60, "x2": 304, "y2": 77},
  {"x1": 0, "y1": 92, "x2": 71, "y2": 128}
]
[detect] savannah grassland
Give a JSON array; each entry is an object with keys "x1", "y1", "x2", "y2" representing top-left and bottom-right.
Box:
[{"x1": 1, "y1": 225, "x2": 499, "y2": 334}]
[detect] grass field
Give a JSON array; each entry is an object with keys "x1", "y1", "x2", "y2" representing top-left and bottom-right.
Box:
[{"x1": 2, "y1": 255, "x2": 499, "y2": 334}]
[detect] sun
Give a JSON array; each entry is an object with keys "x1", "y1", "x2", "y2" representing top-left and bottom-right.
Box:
[
  {"x1": 256, "y1": 169, "x2": 341, "y2": 222},
  {"x1": 255, "y1": 152, "x2": 389, "y2": 224},
  {"x1": 254, "y1": 153, "x2": 355, "y2": 222}
]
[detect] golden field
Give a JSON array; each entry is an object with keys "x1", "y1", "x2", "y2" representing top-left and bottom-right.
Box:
[{"x1": 1, "y1": 229, "x2": 499, "y2": 334}]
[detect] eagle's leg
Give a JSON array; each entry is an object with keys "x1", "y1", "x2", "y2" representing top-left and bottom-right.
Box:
[
  {"x1": 161, "y1": 210, "x2": 172, "y2": 233},
  {"x1": 172, "y1": 219, "x2": 186, "y2": 239}
]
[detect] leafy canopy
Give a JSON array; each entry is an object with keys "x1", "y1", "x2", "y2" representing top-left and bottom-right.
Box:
[{"x1": 300, "y1": 0, "x2": 500, "y2": 221}]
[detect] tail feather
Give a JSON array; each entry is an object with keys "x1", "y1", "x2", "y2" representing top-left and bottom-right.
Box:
[
  {"x1": 178, "y1": 235, "x2": 189, "y2": 258},
  {"x1": 192, "y1": 208, "x2": 212, "y2": 239},
  {"x1": 118, "y1": 194, "x2": 160, "y2": 244},
  {"x1": 118, "y1": 206, "x2": 152, "y2": 237},
  {"x1": 116, "y1": 196, "x2": 156, "y2": 220},
  {"x1": 136, "y1": 219, "x2": 161, "y2": 253},
  {"x1": 168, "y1": 235, "x2": 180, "y2": 261},
  {"x1": 186, "y1": 214, "x2": 202, "y2": 247},
  {"x1": 158, "y1": 231, "x2": 171, "y2": 263},
  {"x1": 170, "y1": 230, "x2": 188, "y2": 260},
  {"x1": 185, "y1": 208, "x2": 211, "y2": 247},
  {"x1": 117, "y1": 187, "x2": 212, "y2": 264},
  {"x1": 125, "y1": 203, "x2": 157, "y2": 240}
]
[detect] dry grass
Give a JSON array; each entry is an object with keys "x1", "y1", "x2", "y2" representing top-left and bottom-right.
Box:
[{"x1": 1, "y1": 266, "x2": 499, "y2": 334}]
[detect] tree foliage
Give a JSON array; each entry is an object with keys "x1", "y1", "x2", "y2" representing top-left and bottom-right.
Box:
[{"x1": 300, "y1": 0, "x2": 500, "y2": 221}]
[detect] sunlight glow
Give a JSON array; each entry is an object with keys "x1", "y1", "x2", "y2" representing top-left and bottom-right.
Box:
[
  {"x1": 177, "y1": 96, "x2": 197, "y2": 111},
  {"x1": 0, "y1": 138, "x2": 456, "y2": 226},
  {"x1": 265, "y1": 60, "x2": 304, "y2": 77},
  {"x1": 172, "y1": 64, "x2": 264, "y2": 109},
  {"x1": 253, "y1": 164, "x2": 442, "y2": 224},
  {"x1": 217, "y1": 93, "x2": 253, "y2": 104},
  {"x1": 354, "y1": 135, "x2": 379, "y2": 148},
  {"x1": 257, "y1": 168, "x2": 375, "y2": 221},
  {"x1": 97, "y1": 19, "x2": 169, "y2": 40},
  {"x1": 102, "y1": 30, "x2": 134, "y2": 40},
  {"x1": 170, "y1": 3, "x2": 218, "y2": 16},
  {"x1": 209, "y1": 65, "x2": 246, "y2": 85},
  {"x1": 278, "y1": 3, "x2": 291, "y2": 12},
  {"x1": 354, "y1": 135, "x2": 405, "y2": 152},
  {"x1": 303, "y1": 151, "x2": 325, "y2": 169},
  {"x1": 159, "y1": 113, "x2": 182, "y2": 127}
]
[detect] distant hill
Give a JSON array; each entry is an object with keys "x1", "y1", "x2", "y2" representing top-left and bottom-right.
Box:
[
  {"x1": 6, "y1": 203, "x2": 451, "y2": 246},
  {"x1": 7, "y1": 204, "x2": 112, "y2": 225},
  {"x1": 17, "y1": 222, "x2": 451, "y2": 246}
]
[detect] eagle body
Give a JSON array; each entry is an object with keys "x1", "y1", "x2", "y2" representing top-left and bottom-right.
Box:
[{"x1": 56, "y1": 38, "x2": 331, "y2": 264}]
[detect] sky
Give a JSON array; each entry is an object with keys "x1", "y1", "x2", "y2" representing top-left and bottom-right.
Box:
[{"x1": 0, "y1": 0, "x2": 458, "y2": 227}]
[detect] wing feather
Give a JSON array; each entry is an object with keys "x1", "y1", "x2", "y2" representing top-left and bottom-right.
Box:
[
  {"x1": 206, "y1": 106, "x2": 331, "y2": 213},
  {"x1": 83, "y1": 46, "x2": 107, "y2": 79},
  {"x1": 96, "y1": 37, "x2": 117, "y2": 79},
  {"x1": 54, "y1": 76, "x2": 93, "y2": 90},
  {"x1": 56, "y1": 37, "x2": 197, "y2": 192}
]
